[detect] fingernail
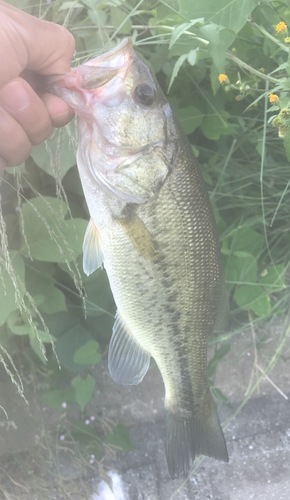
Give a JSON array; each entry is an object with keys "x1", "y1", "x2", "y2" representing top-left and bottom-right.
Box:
[{"x1": 0, "y1": 80, "x2": 30, "y2": 113}]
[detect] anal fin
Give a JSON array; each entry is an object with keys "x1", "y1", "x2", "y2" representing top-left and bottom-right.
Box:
[{"x1": 108, "y1": 311, "x2": 150, "y2": 385}]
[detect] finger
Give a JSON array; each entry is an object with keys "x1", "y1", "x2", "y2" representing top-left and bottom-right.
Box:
[
  {"x1": 0, "y1": 156, "x2": 7, "y2": 170},
  {"x1": 0, "y1": 6, "x2": 75, "y2": 87},
  {"x1": 0, "y1": 78, "x2": 52, "y2": 145},
  {"x1": 30, "y1": 23, "x2": 75, "y2": 75},
  {"x1": 41, "y1": 92, "x2": 74, "y2": 128},
  {"x1": 0, "y1": 106, "x2": 31, "y2": 166}
]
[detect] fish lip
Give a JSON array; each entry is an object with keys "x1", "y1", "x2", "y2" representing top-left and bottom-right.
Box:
[
  {"x1": 79, "y1": 38, "x2": 134, "y2": 89},
  {"x1": 83, "y1": 38, "x2": 133, "y2": 68},
  {"x1": 44, "y1": 38, "x2": 134, "y2": 100}
]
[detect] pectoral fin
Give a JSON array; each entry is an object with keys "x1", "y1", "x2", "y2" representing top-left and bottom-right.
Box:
[
  {"x1": 108, "y1": 311, "x2": 150, "y2": 385},
  {"x1": 116, "y1": 210, "x2": 158, "y2": 262},
  {"x1": 83, "y1": 219, "x2": 104, "y2": 276}
]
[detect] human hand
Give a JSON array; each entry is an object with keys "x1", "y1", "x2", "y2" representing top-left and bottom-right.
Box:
[{"x1": 0, "y1": 1, "x2": 75, "y2": 168}]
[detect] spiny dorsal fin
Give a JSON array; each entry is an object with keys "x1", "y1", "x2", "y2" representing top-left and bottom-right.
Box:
[
  {"x1": 83, "y1": 219, "x2": 104, "y2": 276},
  {"x1": 108, "y1": 311, "x2": 150, "y2": 385}
]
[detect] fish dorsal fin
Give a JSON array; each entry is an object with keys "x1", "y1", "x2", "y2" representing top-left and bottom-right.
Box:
[
  {"x1": 108, "y1": 311, "x2": 150, "y2": 385},
  {"x1": 116, "y1": 209, "x2": 158, "y2": 262},
  {"x1": 83, "y1": 219, "x2": 104, "y2": 276}
]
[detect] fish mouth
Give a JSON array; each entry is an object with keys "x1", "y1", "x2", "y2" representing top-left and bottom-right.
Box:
[{"x1": 44, "y1": 38, "x2": 134, "y2": 100}]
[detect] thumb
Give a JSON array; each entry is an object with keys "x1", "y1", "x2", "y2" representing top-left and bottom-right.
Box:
[{"x1": 0, "y1": 2, "x2": 75, "y2": 88}]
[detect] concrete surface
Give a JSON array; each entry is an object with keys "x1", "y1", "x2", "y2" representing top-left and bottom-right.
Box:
[
  {"x1": 0, "y1": 320, "x2": 290, "y2": 499},
  {"x1": 92, "y1": 322, "x2": 290, "y2": 500}
]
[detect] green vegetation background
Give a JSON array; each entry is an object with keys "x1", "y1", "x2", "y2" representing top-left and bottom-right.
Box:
[{"x1": 1, "y1": 0, "x2": 290, "y2": 461}]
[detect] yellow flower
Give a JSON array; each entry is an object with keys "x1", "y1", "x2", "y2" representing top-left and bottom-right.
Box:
[
  {"x1": 284, "y1": 36, "x2": 290, "y2": 43},
  {"x1": 218, "y1": 73, "x2": 228, "y2": 84},
  {"x1": 275, "y1": 21, "x2": 287, "y2": 33},
  {"x1": 268, "y1": 93, "x2": 279, "y2": 104}
]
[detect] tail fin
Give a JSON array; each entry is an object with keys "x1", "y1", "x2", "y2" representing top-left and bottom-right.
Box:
[{"x1": 165, "y1": 395, "x2": 228, "y2": 479}]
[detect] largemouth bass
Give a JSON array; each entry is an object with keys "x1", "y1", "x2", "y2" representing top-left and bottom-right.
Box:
[{"x1": 48, "y1": 38, "x2": 228, "y2": 478}]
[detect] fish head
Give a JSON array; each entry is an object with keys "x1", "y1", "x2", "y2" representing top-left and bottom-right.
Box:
[{"x1": 48, "y1": 38, "x2": 176, "y2": 203}]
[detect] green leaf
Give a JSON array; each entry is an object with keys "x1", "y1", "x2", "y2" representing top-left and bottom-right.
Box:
[
  {"x1": 168, "y1": 53, "x2": 188, "y2": 90},
  {"x1": 175, "y1": 105, "x2": 203, "y2": 134},
  {"x1": 105, "y1": 425, "x2": 132, "y2": 451},
  {"x1": 84, "y1": 269, "x2": 114, "y2": 317},
  {"x1": 26, "y1": 266, "x2": 67, "y2": 314},
  {"x1": 55, "y1": 324, "x2": 93, "y2": 371},
  {"x1": 110, "y1": 6, "x2": 132, "y2": 35},
  {"x1": 41, "y1": 388, "x2": 75, "y2": 411},
  {"x1": 234, "y1": 285, "x2": 272, "y2": 317},
  {"x1": 7, "y1": 310, "x2": 30, "y2": 335},
  {"x1": 168, "y1": 49, "x2": 199, "y2": 90},
  {"x1": 179, "y1": 0, "x2": 258, "y2": 34},
  {"x1": 223, "y1": 227, "x2": 264, "y2": 255},
  {"x1": 73, "y1": 340, "x2": 101, "y2": 365},
  {"x1": 71, "y1": 374, "x2": 95, "y2": 412},
  {"x1": 31, "y1": 128, "x2": 76, "y2": 179},
  {"x1": 0, "y1": 253, "x2": 25, "y2": 326},
  {"x1": 20, "y1": 196, "x2": 87, "y2": 262},
  {"x1": 169, "y1": 19, "x2": 204, "y2": 49},
  {"x1": 225, "y1": 252, "x2": 257, "y2": 286},
  {"x1": 201, "y1": 114, "x2": 231, "y2": 140},
  {"x1": 200, "y1": 24, "x2": 235, "y2": 70},
  {"x1": 29, "y1": 329, "x2": 55, "y2": 362},
  {"x1": 259, "y1": 264, "x2": 286, "y2": 291}
]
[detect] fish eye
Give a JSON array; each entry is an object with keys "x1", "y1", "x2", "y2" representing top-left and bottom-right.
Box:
[{"x1": 133, "y1": 83, "x2": 156, "y2": 107}]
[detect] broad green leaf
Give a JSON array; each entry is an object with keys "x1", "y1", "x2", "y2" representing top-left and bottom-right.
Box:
[
  {"x1": 223, "y1": 227, "x2": 264, "y2": 255},
  {"x1": 179, "y1": 0, "x2": 258, "y2": 34},
  {"x1": 200, "y1": 24, "x2": 235, "y2": 70},
  {"x1": 72, "y1": 374, "x2": 95, "y2": 412},
  {"x1": 29, "y1": 329, "x2": 55, "y2": 362},
  {"x1": 26, "y1": 266, "x2": 67, "y2": 314},
  {"x1": 55, "y1": 324, "x2": 93, "y2": 371},
  {"x1": 41, "y1": 388, "x2": 75, "y2": 411},
  {"x1": 20, "y1": 196, "x2": 87, "y2": 262},
  {"x1": 225, "y1": 252, "x2": 257, "y2": 286},
  {"x1": 110, "y1": 6, "x2": 132, "y2": 34},
  {"x1": 84, "y1": 269, "x2": 114, "y2": 317},
  {"x1": 7, "y1": 310, "x2": 30, "y2": 335},
  {"x1": 31, "y1": 128, "x2": 76, "y2": 179},
  {"x1": 73, "y1": 340, "x2": 101, "y2": 365},
  {"x1": 259, "y1": 264, "x2": 286, "y2": 291},
  {"x1": 105, "y1": 425, "x2": 132, "y2": 451},
  {"x1": 175, "y1": 105, "x2": 203, "y2": 134},
  {"x1": 234, "y1": 285, "x2": 272, "y2": 317},
  {"x1": 201, "y1": 114, "x2": 231, "y2": 140},
  {"x1": 0, "y1": 253, "x2": 25, "y2": 326}
]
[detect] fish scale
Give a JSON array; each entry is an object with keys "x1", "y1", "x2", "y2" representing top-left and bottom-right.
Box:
[{"x1": 47, "y1": 37, "x2": 229, "y2": 479}]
